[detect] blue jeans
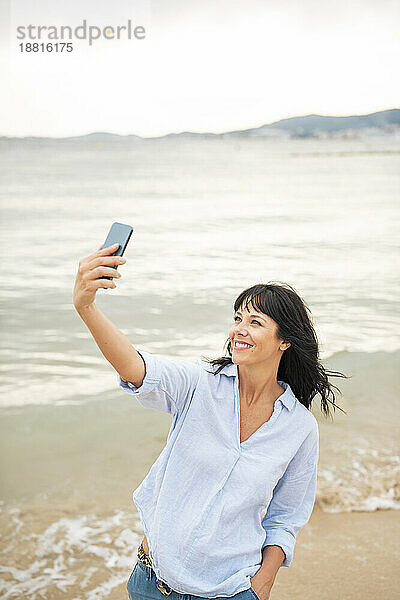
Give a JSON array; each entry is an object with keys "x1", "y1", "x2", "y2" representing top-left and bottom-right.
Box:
[{"x1": 126, "y1": 558, "x2": 260, "y2": 600}]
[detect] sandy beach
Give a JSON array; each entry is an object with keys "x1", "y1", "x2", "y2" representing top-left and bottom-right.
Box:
[
  {"x1": 274, "y1": 506, "x2": 399, "y2": 600},
  {"x1": 112, "y1": 507, "x2": 400, "y2": 600},
  {"x1": 1, "y1": 136, "x2": 399, "y2": 599},
  {"x1": 1, "y1": 501, "x2": 398, "y2": 599},
  {"x1": 112, "y1": 506, "x2": 400, "y2": 600}
]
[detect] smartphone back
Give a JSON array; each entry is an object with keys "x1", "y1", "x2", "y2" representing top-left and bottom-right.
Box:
[
  {"x1": 100, "y1": 222, "x2": 133, "y2": 279},
  {"x1": 103, "y1": 222, "x2": 133, "y2": 255}
]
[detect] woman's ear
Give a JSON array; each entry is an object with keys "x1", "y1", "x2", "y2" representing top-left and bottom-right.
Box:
[{"x1": 280, "y1": 342, "x2": 291, "y2": 351}]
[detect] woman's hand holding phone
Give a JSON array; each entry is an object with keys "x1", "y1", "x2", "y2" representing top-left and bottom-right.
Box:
[
  {"x1": 73, "y1": 243, "x2": 126, "y2": 312},
  {"x1": 72, "y1": 238, "x2": 142, "y2": 384}
]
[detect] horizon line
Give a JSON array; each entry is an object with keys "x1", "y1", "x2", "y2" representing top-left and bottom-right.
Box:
[{"x1": 0, "y1": 106, "x2": 398, "y2": 140}]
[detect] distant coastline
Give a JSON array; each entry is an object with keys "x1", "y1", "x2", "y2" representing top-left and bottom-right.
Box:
[{"x1": 1, "y1": 108, "x2": 399, "y2": 141}]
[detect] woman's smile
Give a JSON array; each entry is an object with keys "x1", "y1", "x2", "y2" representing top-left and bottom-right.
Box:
[{"x1": 234, "y1": 340, "x2": 254, "y2": 350}]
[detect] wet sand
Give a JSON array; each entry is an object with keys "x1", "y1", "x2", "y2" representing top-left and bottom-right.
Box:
[
  {"x1": 271, "y1": 505, "x2": 399, "y2": 600},
  {"x1": 1, "y1": 501, "x2": 398, "y2": 599},
  {"x1": 109, "y1": 506, "x2": 400, "y2": 599},
  {"x1": 1, "y1": 348, "x2": 399, "y2": 599}
]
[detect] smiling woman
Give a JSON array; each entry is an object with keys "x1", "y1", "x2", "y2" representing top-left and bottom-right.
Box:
[
  {"x1": 210, "y1": 282, "x2": 348, "y2": 416},
  {"x1": 74, "y1": 251, "x2": 348, "y2": 600},
  {"x1": 119, "y1": 282, "x2": 349, "y2": 600}
]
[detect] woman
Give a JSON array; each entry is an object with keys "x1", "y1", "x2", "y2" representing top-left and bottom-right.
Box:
[{"x1": 73, "y1": 243, "x2": 346, "y2": 600}]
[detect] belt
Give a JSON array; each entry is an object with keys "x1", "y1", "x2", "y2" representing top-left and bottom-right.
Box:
[{"x1": 137, "y1": 542, "x2": 173, "y2": 596}]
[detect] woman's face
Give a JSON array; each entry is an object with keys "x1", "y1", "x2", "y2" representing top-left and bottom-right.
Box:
[{"x1": 228, "y1": 302, "x2": 289, "y2": 366}]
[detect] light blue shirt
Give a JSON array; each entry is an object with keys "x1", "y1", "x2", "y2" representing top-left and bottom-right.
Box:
[{"x1": 118, "y1": 350, "x2": 319, "y2": 598}]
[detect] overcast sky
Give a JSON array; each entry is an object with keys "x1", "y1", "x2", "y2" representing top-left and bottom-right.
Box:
[{"x1": 1, "y1": 0, "x2": 399, "y2": 137}]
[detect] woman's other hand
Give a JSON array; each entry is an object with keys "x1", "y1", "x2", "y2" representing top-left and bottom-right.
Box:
[{"x1": 250, "y1": 573, "x2": 273, "y2": 600}]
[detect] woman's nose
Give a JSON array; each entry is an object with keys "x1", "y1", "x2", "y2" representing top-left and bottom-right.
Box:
[{"x1": 235, "y1": 324, "x2": 248, "y2": 336}]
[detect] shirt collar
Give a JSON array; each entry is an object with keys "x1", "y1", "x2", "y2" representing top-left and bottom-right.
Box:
[{"x1": 219, "y1": 362, "x2": 297, "y2": 411}]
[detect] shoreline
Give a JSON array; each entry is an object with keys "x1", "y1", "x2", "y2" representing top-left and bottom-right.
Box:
[
  {"x1": 100, "y1": 505, "x2": 400, "y2": 599},
  {"x1": 2, "y1": 502, "x2": 397, "y2": 599}
]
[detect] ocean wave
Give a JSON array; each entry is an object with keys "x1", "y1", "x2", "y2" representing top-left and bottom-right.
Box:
[
  {"x1": 0, "y1": 504, "x2": 142, "y2": 600},
  {"x1": 316, "y1": 447, "x2": 400, "y2": 512},
  {"x1": 1, "y1": 453, "x2": 399, "y2": 600}
]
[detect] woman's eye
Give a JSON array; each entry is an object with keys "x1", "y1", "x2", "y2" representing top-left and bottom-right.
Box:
[{"x1": 234, "y1": 316, "x2": 261, "y2": 325}]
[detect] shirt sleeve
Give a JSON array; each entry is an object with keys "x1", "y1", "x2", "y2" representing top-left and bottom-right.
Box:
[
  {"x1": 117, "y1": 349, "x2": 202, "y2": 416},
  {"x1": 261, "y1": 421, "x2": 319, "y2": 567}
]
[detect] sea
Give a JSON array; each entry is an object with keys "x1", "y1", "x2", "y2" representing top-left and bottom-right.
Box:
[{"x1": 0, "y1": 134, "x2": 399, "y2": 599}]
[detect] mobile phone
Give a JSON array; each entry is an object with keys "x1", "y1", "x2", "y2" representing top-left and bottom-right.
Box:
[{"x1": 98, "y1": 222, "x2": 133, "y2": 280}]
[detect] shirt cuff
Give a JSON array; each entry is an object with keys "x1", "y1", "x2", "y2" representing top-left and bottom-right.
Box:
[
  {"x1": 262, "y1": 528, "x2": 294, "y2": 567},
  {"x1": 118, "y1": 350, "x2": 161, "y2": 396}
]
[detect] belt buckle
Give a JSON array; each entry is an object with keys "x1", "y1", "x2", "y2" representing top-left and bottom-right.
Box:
[
  {"x1": 138, "y1": 542, "x2": 172, "y2": 596},
  {"x1": 156, "y1": 578, "x2": 172, "y2": 596}
]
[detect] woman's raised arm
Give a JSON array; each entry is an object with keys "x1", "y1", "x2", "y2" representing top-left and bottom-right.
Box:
[{"x1": 73, "y1": 243, "x2": 145, "y2": 387}]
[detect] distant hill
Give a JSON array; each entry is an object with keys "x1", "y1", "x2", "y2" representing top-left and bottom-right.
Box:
[
  {"x1": 222, "y1": 109, "x2": 400, "y2": 138},
  {"x1": 1, "y1": 109, "x2": 399, "y2": 141},
  {"x1": 67, "y1": 132, "x2": 142, "y2": 141}
]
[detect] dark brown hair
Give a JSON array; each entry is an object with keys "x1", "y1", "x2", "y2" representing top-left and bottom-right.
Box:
[{"x1": 206, "y1": 283, "x2": 348, "y2": 419}]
